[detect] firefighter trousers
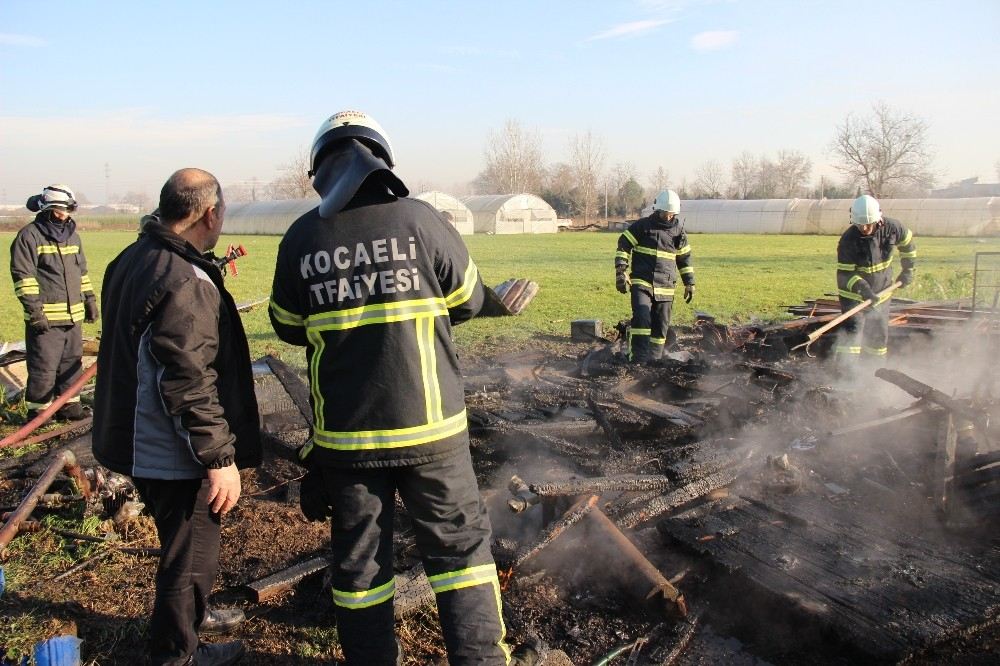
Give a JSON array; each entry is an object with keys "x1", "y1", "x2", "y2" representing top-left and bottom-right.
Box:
[
  {"x1": 319, "y1": 447, "x2": 509, "y2": 665},
  {"x1": 24, "y1": 323, "x2": 82, "y2": 410},
  {"x1": 834, "y1": 302, "x2": 889, "y2": 364},
  {"x1": 629, "y1": 288, "x2": 672, "y2": 363}
]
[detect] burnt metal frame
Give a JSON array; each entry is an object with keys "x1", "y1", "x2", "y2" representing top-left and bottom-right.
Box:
[{"x1": 972, "y1": 252, "x2": 1000, "y2": 318}]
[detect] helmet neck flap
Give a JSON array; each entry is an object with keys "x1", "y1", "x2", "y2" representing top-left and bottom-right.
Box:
[{"x1": 313, "y1": 138, "x2": 409, "y2": 218}]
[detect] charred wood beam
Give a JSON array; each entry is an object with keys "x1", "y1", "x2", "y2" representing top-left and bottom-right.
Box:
[
  {"x1": 618, "y1": 392, "x2": 704, "y2": 428},
  {"x1": 587, "y1": 395, "x2": 623, "y2": 449},
  {"x1": 875, "y1": 369, "x2": 990, "y2": 434},
  {"x1": 247, "y1": 556, "x2": 332, "y2": 602},
  {"x1": 526, "y1": 474, "x2": 673, "y2": 497},
  {"x1": 827, "y1": 404, "x2": 935, "y2": 439},
  {"x1": 514, "y1": 495, "x2": 598, "y2": 569},
  {"x1": 616, "y1": 465, "x2": 745, "y2": 530}
]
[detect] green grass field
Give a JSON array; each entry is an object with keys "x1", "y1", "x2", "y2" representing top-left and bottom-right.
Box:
[{"x1": 2, "y1": 230, "x2": 996, "y2": 362}]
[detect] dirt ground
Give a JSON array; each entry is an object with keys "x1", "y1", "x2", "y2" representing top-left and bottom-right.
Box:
[{"x1": 2, "y1": 333, "x2": 999, "y2": 665}]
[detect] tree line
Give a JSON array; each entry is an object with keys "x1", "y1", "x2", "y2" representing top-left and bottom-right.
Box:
[
  {"x1": 207, "y1": 102, "x2": 940, "y2": 221},
  {"x1": 473, "y1": 101, "x2": 938, "y2": 221}
]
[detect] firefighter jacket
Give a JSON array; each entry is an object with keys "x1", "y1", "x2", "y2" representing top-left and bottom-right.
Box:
[
  {"x1": 269, "y1": 193, "x2": 485, "y2": 469},
  {"x1": 615, "y1": 214, "x2": 694, "y2": 301},
  {"x1": 92, "y1": 221, "x2": 262, "y2": 479},
  {"x1": 10, "y1": 212, "x2": 95, "y2": 325},
  {"x1": 836, "y1": 217, "x2": 916, "y2": 309}
]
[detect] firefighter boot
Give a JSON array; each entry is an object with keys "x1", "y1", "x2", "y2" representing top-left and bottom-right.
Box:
[
  {"x1": 199, "y1": 608, "x2": 246, "y2": 635},
  {"x1": 509, "y1": 635, "x2": 546, "y2": 666},
  {"x1": 56, "y1": 402, "x2": 89, "y2": 421}
]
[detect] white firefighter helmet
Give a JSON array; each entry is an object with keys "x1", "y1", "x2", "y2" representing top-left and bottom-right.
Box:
[
  {"x1": 850, "y1": 194, "x2": 882, "y2": 227},
  {"x1": 652, "y1": 189, "x2": 680, "y2": 214},
  {"x1": 309, "y1": 110, "x2": 395, "y2": 177},
  {"x1": 39, "y1": 184, "x2": 77, "y2": 211}
]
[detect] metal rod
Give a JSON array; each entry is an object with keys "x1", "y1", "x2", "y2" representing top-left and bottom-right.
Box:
[
  {"x1": 0, "y1": 449, "x2": 77, "y2": 554},
  {"x1": 584, "y1": 507, "x2": 687, "y2": 617}
]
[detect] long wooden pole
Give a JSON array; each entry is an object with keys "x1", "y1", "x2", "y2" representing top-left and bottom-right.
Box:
[{"x1": 792, "y1": 281, "x2": 901, "y2": 352}]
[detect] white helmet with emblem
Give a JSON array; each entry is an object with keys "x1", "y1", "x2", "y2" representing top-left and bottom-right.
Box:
[{"x1": 309, "y1": 110, "x2": 395, "y2": 177}]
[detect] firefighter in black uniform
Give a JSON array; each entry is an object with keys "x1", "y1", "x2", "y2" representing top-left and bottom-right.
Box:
[
  {"x1": 615, "y1": 189, "x2": 695, "y2": 363},
  {"x1": 269, "y1": 111, "x2": 527, "y2": 665},
  {"x1": 835, "y1": 194, "x2": 916, "y2": 362},
  {"x1": 10, "y1": 185, "x2": 97, "y2": 420}
]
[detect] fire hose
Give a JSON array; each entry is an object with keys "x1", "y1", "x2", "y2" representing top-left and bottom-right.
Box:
[{"x1": 0, "y1": 362, "x2": 97, "y2": 449}]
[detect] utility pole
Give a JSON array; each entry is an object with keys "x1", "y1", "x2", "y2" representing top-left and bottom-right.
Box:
[
  {"x1": 604, "y1": 180, "x2": 609, "y2": 225},
  {"x1": 104, "y1": 162, "x2": 110, "y2": 205}
]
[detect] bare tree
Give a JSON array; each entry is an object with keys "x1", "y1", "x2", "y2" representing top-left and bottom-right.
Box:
[
  {"x1": 831, "y1": 101, "x2": 935, "y2": 197},
  {"x1": 757, "y1": 157, "x2": 779, "y2": 198},
  {"x1": 774, "y1": 149, "x2": 812, "y2": 198},
  {"x1": 119, "y1": 190, "x2": 151, "y2": 210},
  {"x1": 478, "y1": 119, "x2": 545, "y2": 194},
  {"x1": 646, "y1": 166, "x2": 669, "y2": 201},
  {"x1": 729, "y1": 152, "x2": 757, "y2": 199},
  {"x1": 693, "y1": 160, "x2": 726, "y2": 199},
  {"x1": 267, "y1": 150, "x2": 314, "y2": 200},
  {"x1": 995, "y1": 159, "x2": 1000, "y2": 183},
  {"x1": 570, "y1": 131, "x2": 605, "y2": 224}
]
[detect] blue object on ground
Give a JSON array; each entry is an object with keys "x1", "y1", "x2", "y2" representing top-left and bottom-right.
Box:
[
  {"x1": 0, "y1": 565, "x2": 5, "y2": 598},
  {"x1": 32, "y1": 635, "x2": 82, "y2": 666}
]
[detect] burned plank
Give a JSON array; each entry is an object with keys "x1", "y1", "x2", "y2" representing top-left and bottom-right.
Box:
[
  {"x1": 659, "y1": 492, "x2": 1000, "y2": 662},
  {"x1": 618, "y1": 391, "x2": 704, "y2": 428},
  {"x1": 262, "y1": 355, "x2": 313, "y2": 427},
  {"x1": 616, "y1": 464, "x2": 745, "y2": 530},
  {"x1": 526, "y1": 474, "x2": 673, "y2": 497},
  {"x1": 247, "y1": 556, "x2": 332, "y2": 603}
]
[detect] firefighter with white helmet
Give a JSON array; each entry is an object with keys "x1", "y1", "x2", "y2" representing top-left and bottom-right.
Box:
[
  {"x1": 834, "y1": 194, "x2": 916, "y2": 362},
  {"x1": 614, "y1": 189, "x2": 695, "y2": 363},
  {"x1": 269, "y1": 111, "x2": 536, "y2": 665},
  {"x1": 10, "y1": 184, "x2": 98, "y2": 420}
]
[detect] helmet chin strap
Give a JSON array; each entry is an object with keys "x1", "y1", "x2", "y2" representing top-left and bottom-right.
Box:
[{"x1": 312, "y1": 139, "x2": 408, "y2": 218}]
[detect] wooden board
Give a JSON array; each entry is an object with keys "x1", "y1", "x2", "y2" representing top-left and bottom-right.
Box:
[{"x1": 658, "y1": 491, "x2": 1000, "y2": 662}]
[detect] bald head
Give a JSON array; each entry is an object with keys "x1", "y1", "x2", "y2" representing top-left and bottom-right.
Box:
[{"x1": 159, "y1": 168, "x2": 222, "y2": 228}]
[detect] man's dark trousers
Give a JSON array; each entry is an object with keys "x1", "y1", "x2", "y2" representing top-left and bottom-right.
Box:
[{"x1": 133, "y1": 478, "x2": 221, "y2": 666}]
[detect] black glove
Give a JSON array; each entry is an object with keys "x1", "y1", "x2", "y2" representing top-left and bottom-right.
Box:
[
  {"x1": 896, "y1": 270, "x2": 913, "y2": 288},
  {"x1": 615, "y1": 273, "x2": 628, "y2": 294},
  {"x1": 299, "y1": 467, "x2": 332, "y2": 522},
  {"x1": 28, "y1": 311, "x2": 49, "y2": 332},
  {"x1": 84, "y1": 297, "x2": 99, "y2": 323},
  {"x1": 855, "y1": 281, "x2": 876, "y2": 303},
  {"x1": 683, "y1": 284, "x2": 695, "y2": 303}
]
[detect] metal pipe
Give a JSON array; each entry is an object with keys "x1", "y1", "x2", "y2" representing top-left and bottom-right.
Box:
[
  {"x1": 584, "y1": 507, "x2": 687, "y2": 617},
  {"x1": 0, "y1": 449, "x2": 77, "y2": 554},
  {"x1": 0, "y1": 363, "x2": 98, "y2": 449}
]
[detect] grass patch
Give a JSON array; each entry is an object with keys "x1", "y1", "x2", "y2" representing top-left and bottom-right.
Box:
[{"x1": 1, "y1": 231, "x2": 997, "y2": 364}]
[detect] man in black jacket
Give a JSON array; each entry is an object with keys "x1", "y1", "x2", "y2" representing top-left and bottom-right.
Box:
[
  {"x1": 269, "y1": 111, "x2": 520, "y2": 665},
  {"x1": 615, "y1": 189, "x2": 695, "y2": 363},
  {"x1": 93, "y1": 169, "x2": 261, "y2": 666},
  {"x1": 9, "y1": 184, "x2": 98, "y2": 420}
]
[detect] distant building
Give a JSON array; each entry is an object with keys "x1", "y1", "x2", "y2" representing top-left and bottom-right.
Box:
[{"x1": 931, "y1": 177, "x2": 1000, "y2": 198}]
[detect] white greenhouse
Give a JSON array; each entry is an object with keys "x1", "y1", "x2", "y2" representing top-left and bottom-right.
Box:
[
  {"x1": 637, "y1": 198, "x2": 1000, "y2": 237},
  {"x1": 223, "y1": 198, "x2": 319, "y2": 235},
  {"x1": 461, "y1": 194, "x2": 558, "y2": 234},
  {"x1": 413, "y1": 191, "x2": 474, "y2": 235}
]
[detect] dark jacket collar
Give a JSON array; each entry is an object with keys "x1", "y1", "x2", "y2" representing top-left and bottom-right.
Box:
[
  {"x1": 143, "y1": 219, "x2": 222, "y2": 277},
  {"x1": 33, "y1": 210, "x2": 76, "y2": 243}
]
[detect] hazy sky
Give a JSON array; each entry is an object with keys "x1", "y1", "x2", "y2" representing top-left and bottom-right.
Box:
[{"x1": 1, "y1": 0, "x2": 997, "y2": 205}]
